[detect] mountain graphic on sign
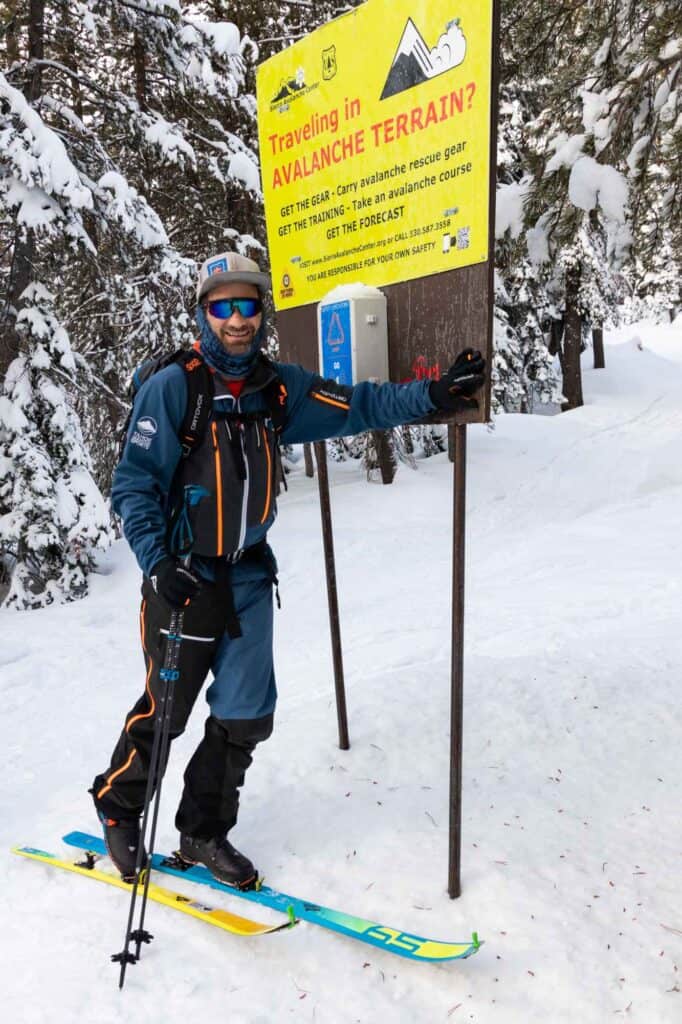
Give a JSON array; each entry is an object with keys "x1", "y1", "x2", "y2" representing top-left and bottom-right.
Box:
[{"x1": 380, "y1": 17, "x2": 467, "y2": 100}]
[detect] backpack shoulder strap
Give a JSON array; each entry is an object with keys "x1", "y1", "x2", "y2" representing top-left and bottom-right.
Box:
[
  {"x1": 258, "y1": 355, "x2": 288, "y2": 435},
  {"x1": 174, "y1": 349, "x2": 214, "y2": 457},
  {"x1": 120, "y1": 348, "x2": 213, "y2": 463}
]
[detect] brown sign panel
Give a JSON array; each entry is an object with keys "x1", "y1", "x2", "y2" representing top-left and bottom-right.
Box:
[{"x1": 275, "y1": 261, "x2": 492, "y2": 423}]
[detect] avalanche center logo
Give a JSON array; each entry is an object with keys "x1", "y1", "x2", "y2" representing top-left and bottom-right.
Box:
[
  {"x1": 136, "y1": 416, "x2": 158, "y2": 437},
  {"x1": 381, "y1": 16, "x2": 467, "y2": 100},
  {"x1": 271, "y1": 67, "x2": 306, "y2": 104}
]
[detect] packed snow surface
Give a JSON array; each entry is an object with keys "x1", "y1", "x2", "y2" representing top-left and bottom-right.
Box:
[{"x1": 1, "y1": 323, "x2": 680, "y2": 1022}]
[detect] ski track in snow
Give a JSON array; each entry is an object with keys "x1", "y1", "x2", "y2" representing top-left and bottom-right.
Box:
[{"x1": 1, "y1": 324, "x2": 681, "y2": 1023}]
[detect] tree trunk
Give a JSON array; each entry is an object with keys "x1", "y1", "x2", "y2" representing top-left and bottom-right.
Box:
[
  {"x1": 1, "y1": 0, "x2": 45, "y2": 380},
  {"x1": 548, "y1": 317, "x2": 564, "y2": 357},
  {"x1": 133, "y1": 31, "x2": 148, "y2": 112},
  {"x1": 4, "y1": 1, "x2": 20, "y2": 66},
  {"x1": 401, "y1": 424, "x2": 414, "y2": 454},
  {"x1": 26, "y1": 0, "x2": 45, "y2": 97},
  {"x1": 560, "y1": 265, "x2": 584, "y2": 411},
  {"x1": 59, "y1": 5, "x2": 83, "y2": 120},
  {"x1": 371, "y1": 430, "x2": 396, "y2": 484},
  {"x1": 593, "y1": 324, "x2": 605, "y2": 369}
]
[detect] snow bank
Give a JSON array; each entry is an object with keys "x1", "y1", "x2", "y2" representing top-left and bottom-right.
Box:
[{"x1": 2, "y1": 321, "x2": 681, "y2": 1023}]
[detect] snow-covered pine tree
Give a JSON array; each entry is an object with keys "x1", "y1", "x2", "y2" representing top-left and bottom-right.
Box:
[
  {"x1": 1, "y1": 1, "x2": 265, "y2": 600},
  {"x1": 492, "y1": 273, "x2": 527, "y2": 414},
  {"x1": 624, "y1": 217, "x2": 681, "y2": 324},
  {"x1": 619, "y1": 3, "x2": 681, "y2": 309},
  {"x1": 518, "y1": 2, "x2": 630, "y2": 409},
  {"x1": 494, "y1": 70, "x2": 562, "y2": 413},
  {"x1": 237, "y1": 0, "x2": 361, "y2": 57},
  {"x1": 0, "y1": 284, "x2": 111, "y2": 608},
  {"x1": 520, "y1": 1, "x2": 680, "y2": 407},
  {"x1": 49, "y1": 1, "x2": 265, "y2": 483}
]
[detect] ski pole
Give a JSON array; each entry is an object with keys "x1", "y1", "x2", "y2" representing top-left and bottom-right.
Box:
[
  {"x1": 132, "y1": 609, "x2": 184, "y2": 963},
  {"x1": 112, "y1": 607, "x2": 184, "y2": 989}
]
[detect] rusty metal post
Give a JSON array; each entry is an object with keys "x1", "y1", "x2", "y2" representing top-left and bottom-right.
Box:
[
  {"x1": 449, "y1": 424, "x2": 467, "y2": 899},
  {"x1": 447, "y1": 423, "x2": 456, "y2": 463},
  {"x1": 313, "y1": 440, "x2": 350, "y2": 750},
  {"x1": 303, "y1": 442, "x2": 315, "y2": 477}
]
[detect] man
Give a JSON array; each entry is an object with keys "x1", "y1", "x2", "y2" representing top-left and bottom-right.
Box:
[{"x1": 92, "y1": 252, "x2": 485, "y2": 888}]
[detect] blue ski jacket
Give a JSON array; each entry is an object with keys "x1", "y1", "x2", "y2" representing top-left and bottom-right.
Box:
[{"x1": 112, "y1": 359, "x2": 436, "y2": 581}]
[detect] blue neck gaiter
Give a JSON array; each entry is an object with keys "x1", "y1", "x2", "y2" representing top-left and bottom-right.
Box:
[{"x1": 196, "y1": 305, "x2": 264, "y2": 379}]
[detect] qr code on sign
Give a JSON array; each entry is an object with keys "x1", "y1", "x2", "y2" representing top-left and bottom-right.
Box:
[{"x1": 456, "y1": 227, "x2": 470, "y2": 250}]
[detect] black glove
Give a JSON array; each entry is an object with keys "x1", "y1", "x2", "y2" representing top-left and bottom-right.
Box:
[
  {"x1": 150, "y1": 557, "x2": 202, "y2": 608},
  {"x1": 429, "y1": 348, "x2": 486, "y2": 412}
]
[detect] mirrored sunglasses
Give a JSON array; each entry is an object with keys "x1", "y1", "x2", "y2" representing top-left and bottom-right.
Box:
[{"x1": 206, "y1": 297, "x2": 262, "y2": 319}]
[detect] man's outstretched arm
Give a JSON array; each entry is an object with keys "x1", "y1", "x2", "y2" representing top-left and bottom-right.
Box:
[{"x1": 278, "y1": 349, "x2": 486, "y2": 445}]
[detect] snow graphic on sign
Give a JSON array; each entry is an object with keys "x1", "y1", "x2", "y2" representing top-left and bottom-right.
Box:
[{"x1": 381, "y1": 16, "x2": 467, "y2": 100}]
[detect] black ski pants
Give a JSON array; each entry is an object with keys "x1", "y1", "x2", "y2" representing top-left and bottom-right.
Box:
[{"x1": 92, "y1": 576, "x2": 274, "y2": 838}]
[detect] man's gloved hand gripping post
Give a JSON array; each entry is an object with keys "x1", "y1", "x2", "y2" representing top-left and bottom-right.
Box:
[
  {"x1": 428, "y1": 348, "x2": 487, "y2": 413},
  {"x1": 91, "y1": 250, "x2": 486, "y2": 891}
]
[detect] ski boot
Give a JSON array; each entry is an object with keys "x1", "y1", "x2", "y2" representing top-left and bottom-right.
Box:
[
  {"x1": 178, "y1": 834, "x2": 257, "y2": 890},
  {"x1": 99, "y1": 813, "x2": 146, "y2": 883}
]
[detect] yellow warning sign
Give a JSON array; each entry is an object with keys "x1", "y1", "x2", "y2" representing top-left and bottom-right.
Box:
[{"x1": 257, "y1": 0, "x2": 494, "y2": 310}]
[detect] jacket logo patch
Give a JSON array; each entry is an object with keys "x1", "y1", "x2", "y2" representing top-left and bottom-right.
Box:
[
  {"x1": 136, "y1": 416, "x2": 158, "y2": 437},
  {"x1": 130, "y1": 415, "x2": 157, "y2": 450},
  {"x1": 310, "y1": 384, "x2": 352, "y2": 408}
]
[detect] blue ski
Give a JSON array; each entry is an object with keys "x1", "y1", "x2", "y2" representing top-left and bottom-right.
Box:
[{"x1": 63, "y1": 831, "x2": 481, "y2": 963}]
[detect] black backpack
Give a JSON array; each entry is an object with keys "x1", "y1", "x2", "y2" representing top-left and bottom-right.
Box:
[{"x1": 120, "y1": 348, "x2": 288, "y2": 462}]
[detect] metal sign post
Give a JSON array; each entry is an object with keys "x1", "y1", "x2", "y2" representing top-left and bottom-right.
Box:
[
  {"x1": 449, "y1": 423, "x2": 467, "y2": 898},
  {"x1": 313, "y1": 441, "x2": 350, "y2": 750}
]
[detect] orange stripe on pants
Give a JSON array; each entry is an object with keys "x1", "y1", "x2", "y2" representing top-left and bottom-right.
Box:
[{"x1": 96, "y1": 600, "x2": 155, "y2": 801}]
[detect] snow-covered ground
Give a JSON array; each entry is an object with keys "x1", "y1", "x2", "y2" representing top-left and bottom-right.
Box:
[{"x1": 1, "y1": 322, "x2": 680, "y2": 1023}]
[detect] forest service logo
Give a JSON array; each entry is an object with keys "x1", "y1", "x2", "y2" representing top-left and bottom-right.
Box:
[
  {"x1": 322, "y1": 45, "x2": 337, "y2": 81},
  {"x1": 381, "y1": 16, "x2": 467, "y2": 100}
]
